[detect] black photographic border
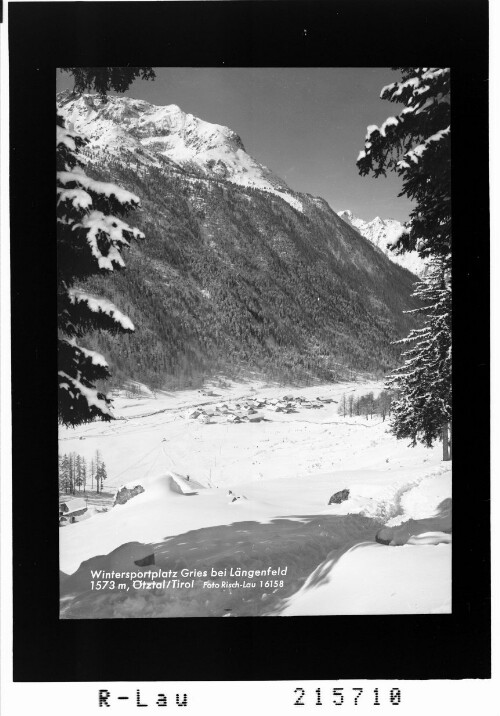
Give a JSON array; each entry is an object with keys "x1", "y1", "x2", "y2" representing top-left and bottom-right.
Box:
[{"x1": 9, "y1": 0, "x2": 490, "y2": 681}]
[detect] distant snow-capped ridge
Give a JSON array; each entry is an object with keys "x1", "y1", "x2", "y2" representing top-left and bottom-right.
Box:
[
  {"x1": 338, "y1": 209, "x2": 426, "y2": 277},
  {"x1": 57, "y1": 91, "x2": 303, "y2": 212}
]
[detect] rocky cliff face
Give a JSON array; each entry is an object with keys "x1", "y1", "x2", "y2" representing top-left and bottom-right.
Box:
[{"x1": 58, "y1": 91, "x2": 299, "y2": 206}]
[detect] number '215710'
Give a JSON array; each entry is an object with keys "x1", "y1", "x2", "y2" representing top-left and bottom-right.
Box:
[{"x1": 293, "y1": 687, "x2": 401, "y2": 707}]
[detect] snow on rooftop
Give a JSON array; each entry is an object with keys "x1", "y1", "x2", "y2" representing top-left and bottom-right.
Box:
[{"x1": 60, "y1": 498, "x2": 87, "y2": 513}]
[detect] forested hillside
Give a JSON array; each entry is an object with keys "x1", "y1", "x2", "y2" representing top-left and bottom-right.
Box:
[{"x1": 75, "y1": 154, "x2": 419, "y2": 390}]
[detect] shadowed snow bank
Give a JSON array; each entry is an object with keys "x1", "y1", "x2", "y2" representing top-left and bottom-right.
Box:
[
  {"x1": 60, "y1": 513, "x2": 383, "y2": 618},
  {"x1": 278, "y1": 540, "x2": 451, "y2": 615}
]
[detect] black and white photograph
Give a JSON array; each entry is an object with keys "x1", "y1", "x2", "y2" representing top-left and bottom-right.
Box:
[
  {"x1": 6, "y1": 0, "x2": 491, "y2": 697},
  {"x1": 57, "y1": 66, "x2": 453, "y2": 619}
]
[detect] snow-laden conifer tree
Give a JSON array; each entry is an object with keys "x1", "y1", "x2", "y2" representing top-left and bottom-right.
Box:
[
  {"x1": 357, "y1": 68, "x2": 451, "y2": 458},
  {"x1": 357, "y1": 67, "x2": 450, "y2": 260},
  {"x1": 60, "y1": 67, "x2": 155, "y2": 99},
  {"x1": 387, "y1": 259, "x2": 452, "y2": 456},
  {"x1": 57, "y1": 113, "x2": 144, "y2": 425}
]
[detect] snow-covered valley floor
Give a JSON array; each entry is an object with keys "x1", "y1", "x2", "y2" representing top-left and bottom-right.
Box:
[{"x1": 59, "y1": 379, "x2": 451, "y2": 618}]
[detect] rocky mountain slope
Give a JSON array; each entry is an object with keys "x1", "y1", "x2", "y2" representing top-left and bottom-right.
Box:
[
  {"x1": 58, "y1": 91, "x2": 302, "y2": 210},
  {"x1": 338, "y1": 210, "x2": 426, "y2": 276},
  {"x1": 57, "y1": 92, "x2": 420, "y2": 389}
]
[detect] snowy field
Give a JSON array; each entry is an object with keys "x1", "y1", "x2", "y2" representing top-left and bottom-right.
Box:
[{"x1": 59, "y1": 379, "x2": 451, "y2": 618}]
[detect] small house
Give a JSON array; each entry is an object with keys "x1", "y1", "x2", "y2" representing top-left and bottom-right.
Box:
[{"x1": 59, "y1": 498, "x2": 87, "y2": 525}]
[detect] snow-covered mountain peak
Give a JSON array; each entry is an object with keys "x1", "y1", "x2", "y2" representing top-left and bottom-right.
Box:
[
  {"x1": 338, "y1": 209, "x2": 358, "y2": 226},
  {"x1": 338, "y1": 209, "x2": 426, "y2": 277},
  {"x1": 57, "y1": 91, "x2": 303, "y2": 208}
]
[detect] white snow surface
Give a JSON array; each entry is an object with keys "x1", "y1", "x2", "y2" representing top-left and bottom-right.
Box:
[
  {"x1": 59, "y1": 379, "x2": 451, "y2": 580},
  {"x1": 323, "y1": 467, "x2": 450, "y2": 525},
  {"x1": 338, "y1": 209, "x2": 426, "y2": 277},
  {"x1": 280, "y1": 541, "x2": 451, "y2": 615}
]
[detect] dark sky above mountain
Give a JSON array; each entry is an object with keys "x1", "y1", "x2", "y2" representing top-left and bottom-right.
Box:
[{"x1": 57, "y1": 67, "x2": 413, "y2": 223}]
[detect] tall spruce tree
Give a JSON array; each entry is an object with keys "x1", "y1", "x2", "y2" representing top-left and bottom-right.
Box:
[
  {"x1": 96, "y1": 461, "x2": 108, "y2": 493},
  {"x1": 57, "y1": 68, "x2": 155, "y2": 426},
  {"x1": 357, "y1": 68, "x2": 451, "y2": 459},
  {"x1": 388, "y1": 259, "x2": 452, "y2": 454},
  {"x1": 59, "y1": 454, "x2": 71, "y2": 493}
]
